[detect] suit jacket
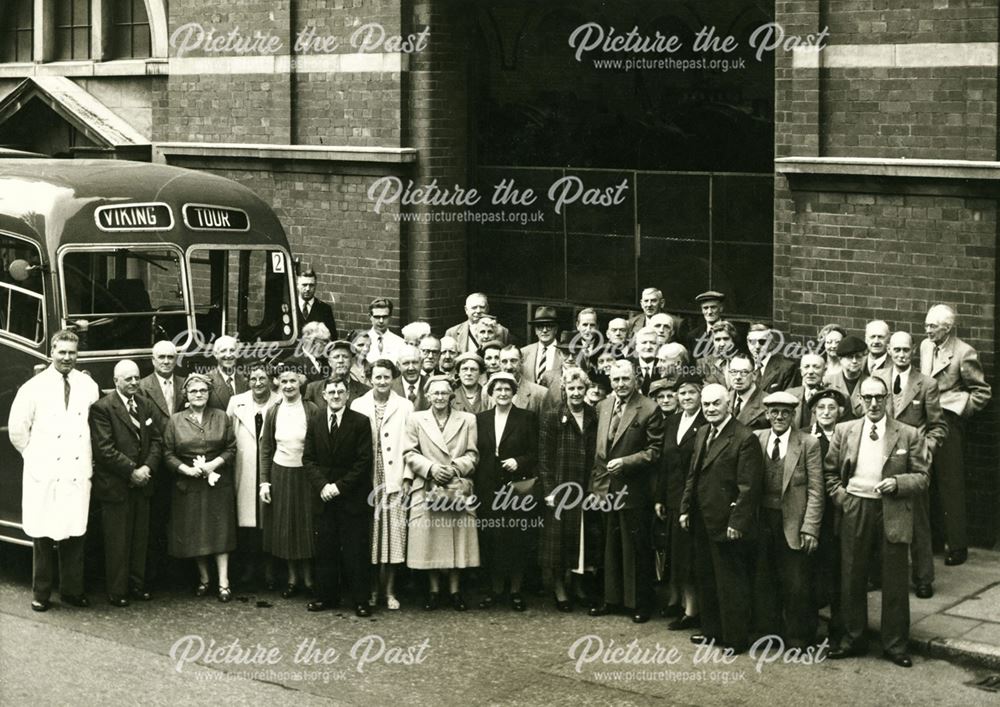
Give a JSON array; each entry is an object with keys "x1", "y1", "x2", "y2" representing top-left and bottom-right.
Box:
[
  {"x1": 625, "y1": 313, "x2": 651, "y2": 340},
  {"x1": 445, "y1": 320, "x2": 511, "y2": 353},
  {"x1": 822, "y1": 372, "x2": 864, "y2": 420},
  {"x1": 302, "y1": 405, "x2": 373, "y2": 516},
  {"x1": 920, "y1": 335, "x2": 992, "y2": 417},
  {"x1": 875, "y1": 368, "x2": 948, "y2": 455},
  {"x1": 475, "y1": 407, "x2": 538, "y2": 513},
  {"x1": 823, "y1": 417, "x2": 929, "y2": 544},
  {"x1": 90, "y1": 391, "x2": 162, "y2": 503},
  {"x1": 521, "y1": 341, "x2": 562, "y2": 385},
  {"x1": 591, "y1": 393, "x2": 664, "y2": 508},
  {"x1": 207, "y1": 368, "x2": 249, "y2": 412},
  {"x1": 630, "y1": 357, "x2": 659, "y2": 396},
  {"x1": 785, "y1": 385, "x2": 825, "y2": 430},
  {"x1": 283, "y1": 353, "x2": 330, "y2": 384},
  {"x1": 680, "y1": 417, "x2": 763, "y2": 542},
  {"x1": 298, "y1": 297, "x2": 338, "y2": 341},
  {"x1": 305, "y1": 377, "x2": 370, "y2": 410},
  {"x1": 758, "y1": 353, "x2": 800, "y2": 393},
  {"x1": 392, "y1": 376, "x2": 430, "y2": 412},
  {"x1": 138, "y1": 372, "x2": 186, "y2": 433},
  {"x1": 864, "y1": 355, "x2": 890, "y2": 378},
  {"x1": 733, "y1": 385, "x2": 768, "y2": 429},
  {"x1": 655, "y1": 411, "x2": 705, "y2": 510},
  {"x1": 753, "y1": 427, "x2": 824, "y2": 549}
]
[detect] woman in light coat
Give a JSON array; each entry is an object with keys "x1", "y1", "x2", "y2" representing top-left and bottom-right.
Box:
[
  {"x1": 403, "y1": 375, "x2": 480, "y2": 611},
  {"x1": 351, "y1": 359, "x2": 414, "y2": 610},
  {"x1": 226, "y1": 362, "x2": 280, "y2": 588}
]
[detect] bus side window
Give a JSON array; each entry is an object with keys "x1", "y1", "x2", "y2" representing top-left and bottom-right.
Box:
[{"x1": 0, "y1": 234, "x2": 45, "y2": 345}]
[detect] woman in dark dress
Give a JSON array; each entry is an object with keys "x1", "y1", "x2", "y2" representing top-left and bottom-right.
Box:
[
  {"x1": 475, "y1": 372, "x2": 538, "y2": 612},
  {"x1": 653, "y1": 373, "x2": 705, "y2": 630},
  {"x1": 164, "y1": 373, "x2": 238, "y2": 601},
  {"x1": 259, "y1": 367, "x2": 319, "y2": 598},
  {"x1": 538, "y1": 366, "x2": 597, "y2": 611}
]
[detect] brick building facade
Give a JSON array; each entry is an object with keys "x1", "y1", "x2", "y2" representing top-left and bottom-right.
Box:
[{"x1": 0, "y1": 0, "x2": 996, "y2": 544}]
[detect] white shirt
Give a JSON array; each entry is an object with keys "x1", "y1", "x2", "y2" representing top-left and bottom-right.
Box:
[
  {"x1": 734, "y1": 385, "x2": 756, "y2": 411},
  {"x1": 328, "y1": 406, "x2": 345, "y2": 432},
  {"x1": 494, "y1": 406, "x2": 511, "y2": 454},
  {"x1": 766, "y1": 428, "x2": 791, "y2": 460},
  {"x1": 892, "y1": 367, "x2": 910, "y2": 395},
  {"x1": 117, "y1": 391, "x2": 138, "y2": 418},
  {"x1": 298, "y1": 297, "x2": 312, "y2": 318},
  {"x1": 365, "y1": 327, "x2": 405, "y2": 363},
  {"x1": 677, "y1": 411, "x2": 699, "y2": 444},
  {"x1": 708, "y1": 414, "x2": 732, "y2": 440},
  {"x1": 868, "y1": 353, "x2": 888, "y2": 371},
  {"x1": 536, "y1": 342, "x2": 555, "y2": 376}
]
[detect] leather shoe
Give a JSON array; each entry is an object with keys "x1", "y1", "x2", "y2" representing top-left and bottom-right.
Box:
[
  {"x1": 828, "y1": 644, "x2": 867, "y2": 660},
  {"x1": 661, "y1": 603, "x2": 683, "y2": 618},
  {"x1": 945, "y1": 548, "x2": 968, "y2": 566},
  {"x1": 129, "y1": 589, "x2": 152, "y2": 602},
  {"x1": 632, "y1": 613, "x2": 650, "y2": 624},
  {"x1": 915, "y1": 583, "x2": 934, "y2": 599},
  {"x1": 108, "y1": 595, "x2": 130, "y2": 608},
  {"x1": 307, "y1": 600, "x2": 334, "y2": 612},
  {"x1": 281, "y1": 584, "x2": 300, "y2": 599},
  {"x1": 451, "y1": 593, "x2": 468, "y2": 612},
  {"x1": 423, "y1": 592, "x2": 439, "y2": 611},
  {"x1": 510, "y1": 593, "x2": 526, "y2": 612},
  {"x1": 555, "y1": 599, "x2": 573, "y2": 613},
  {"x1": 355, "y1": 603, "x2": 372, "y2": 617},
  {"x1": 884, "y1": 652, "x2": 913, "y2": 668},
  {"x1": 668, "y1": 614, "x2": 701, "y2": 631},
  {"x1": 588, "y1": 603, "x2": 612, "y2": 617},
  {"x1": 478, "y1": 594, "x2": 497, "y2": 609},
  {"x1": 690, "y1": 634, "x2": 716, "y2": 645},
  {"x1": 62, "y1": 594, "x2": 89, "y2": 608},
  {"x1": 31, "y1": 599, "x2": 50, "y2": 612}
]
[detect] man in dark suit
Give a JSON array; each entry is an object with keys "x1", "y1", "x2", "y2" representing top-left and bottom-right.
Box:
[
  {"x1": 626, "y1": 287, "x2": 665, "y2": 341},
  {"x1": 305, "y1": 339, "x2": 370, "y2": 407},
  {"x1": 728, "y1": 354, "x2": 767, "y2": 429},
  {"x1": 876, "y1": 331, "x2": 947, "y2": 598},
  {"x1": 785, "y1": 353, "x2": 827, "y2": 430},
  {"x1": 90, "y1": 360, "x2": 162, "y2": 606},
  {"x1": 391, "y1": 344, "x2": 429, "y2": 411},
  {"x1": 679, "y1": 383, "x2": 763, "y2": 653},
  {"x1": 521, "y1": 306, "x2": 561, "y2": 385},
  {"x1": 825, "y1": 377, "x2": 929, "y2": 668},
  {"x1": 752, "y1": 392, "x2": 824, "y2": 648},
  {"x1": 206, "y1": 335, "x2": 249, "y2": 411},
  {"x1": 864, "y1": 320, "x2": 891, "y2": 376},
  {"x1": 589, "y1": 360, "x2": 664, "y2": 623},
  {"x1": 686, "y1": 290, "x2": 725, "y2": 359},
  {"x1": 631, "y1": 327, "x2": 660, "y2": 396},
  {"x1": 747, "y1": 323, "x2": 800, "y2": 394},
  {"x1": 445, "y1": 292, "x2": 510, "y2": 353},
  {"x1": 139, "y1": 340, "x2": 186, "y2": 587},
  {"x1": 920, "y1": 304, "x2": 992, "y2": 567},
  {"x1": 284, "y1": 321, "x2": 332, "y2": 383},
  {"x1": 296, "y1": 268, "x2": 338, "y2": 340},
  {"x1": 303, "y1": 378, "x2": 373, "y2": 616}
]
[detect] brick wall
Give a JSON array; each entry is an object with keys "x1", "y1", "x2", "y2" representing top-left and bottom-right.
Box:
[
  {"x1": 819, "y1": 0, "x2": 998, "y2": 44},
  {"x1": 293, "y1": 72, "x2": 401, "y2": 146}
]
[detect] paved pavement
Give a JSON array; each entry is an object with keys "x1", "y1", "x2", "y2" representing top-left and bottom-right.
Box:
[{"x1": 1, "y1": 544, "x2": 999, "y2": 706}]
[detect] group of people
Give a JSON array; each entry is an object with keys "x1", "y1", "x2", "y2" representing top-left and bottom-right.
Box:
[{"x1": 7, "y1": 274, "x2": 992, "y2": 671}]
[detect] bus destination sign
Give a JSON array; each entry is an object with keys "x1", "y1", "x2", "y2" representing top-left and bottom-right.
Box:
[
  {"x1": 94, "y1": 202, "x2": 174, "y2": 232},
  {"x1": 183, "y1": 203, "x2": 251, "y2": 232}
]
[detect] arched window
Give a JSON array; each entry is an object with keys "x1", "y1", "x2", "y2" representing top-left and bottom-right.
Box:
[
  {"x1": 55, "y1": 0, "x2": 92, "y2": 61},
  {"x1": 0, "y1": 0, "x2": 34, "y2": 62},
  {"x1": 110, "y1": 0, "x2": 151, "y2": 59}
]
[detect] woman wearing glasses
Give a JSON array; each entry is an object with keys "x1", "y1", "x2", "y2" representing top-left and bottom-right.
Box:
[{"x1": 164, "y1": 373, "x2": 238, "y2": 601}]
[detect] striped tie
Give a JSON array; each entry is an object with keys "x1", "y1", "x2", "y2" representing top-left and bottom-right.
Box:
[
  {"x1": 127, "y1": 397, "x2": 141, "y2": 434},
  {"x1": 536, "y1": 345, "x2": 547, "y2": 381}
]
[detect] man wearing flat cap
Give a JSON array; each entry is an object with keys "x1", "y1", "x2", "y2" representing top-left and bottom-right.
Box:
[
  {"x1": 306, "y1": 340, "x2": 371, "y2": 408},
  {"x1": 521, "y1": 306, "x2": 561, "y2": 385},
  {"x1": 752, "y1": 391, "x2": 824, "y2": 648},
  {"x1": 687, "y1": 291, "x2": 726, "y2": 359},
  {"x1": 822, "y1": 335, "x2": 867, "y2": 419}
]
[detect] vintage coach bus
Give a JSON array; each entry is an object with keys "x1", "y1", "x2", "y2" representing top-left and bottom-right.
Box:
[{"x1": 0, "y1": 159, "x2": 300, "y2": 545}]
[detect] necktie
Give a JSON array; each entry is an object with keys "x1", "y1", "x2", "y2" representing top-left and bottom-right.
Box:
[
  {"x1": 377, "y1": 334, "x2": 384, "y2": 355},
  {"x1": 303, "y1": 301, "x2": 311, "y2": 319},
  {"x1": 608, "y1": 399, "x2": 623, "y2": 442},
  {"x1": 226, "y1": 375, "x2": 236, "y2": 396},
  {"x1": 771, "y1": 436, "x2": 781, "y2": 461},
  {"x1": 329, "y1": 413, "x2": 338, "y2": 436},
  {"x1": 536, "y1": 345, "x2": 547, "y2": 380},
  {"x1": 254, "y1": 411, "x2": 264, "y2": 440},
  {"x1": 893, "y1": 374, "x2": 902, "y2": 394},
  {"x1": 733, "y1": 395, "x2": 743, "y2": 417},
  {"x1": 933, "y1": 346, "x2": 941, "y2": 365},
  {"x1": 163, "y1": 379, "x2": 174, "y2": 413},
  {"x1": 63, "y1": 373, "x2": 71, "y2": 409},
  {"x1": 127, "y1": 396, "x2": 141, "y2": 433},
  {"x1": 408, "y1": 383, "x2": 417, "y2": 403},
  {"x1": 869, "y1": 424, "x2": 879, "y2": 441},
  {"x1": 706, "y1": 425, "x2": 718, "y2": 449}
]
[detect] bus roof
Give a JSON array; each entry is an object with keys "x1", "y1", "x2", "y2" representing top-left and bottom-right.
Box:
[{"x1": 0, "y1": 159, "x2": 289, "y2": 256}]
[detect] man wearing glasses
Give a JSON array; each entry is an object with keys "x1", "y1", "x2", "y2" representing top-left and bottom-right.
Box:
[
  {"x1": 364, "y1": 298, "x2": 405, "y2": 364},
  {"x1": 824, "y1": 377, "x2": 929, "y2": 668},
  {"x1": 727, "y1": 355, "x2": 767, "y2": 430}
]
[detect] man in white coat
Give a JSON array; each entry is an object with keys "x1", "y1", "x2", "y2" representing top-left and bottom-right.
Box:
[{"x1": 8, "y1": 329, "x2": 100, "y2": 611}]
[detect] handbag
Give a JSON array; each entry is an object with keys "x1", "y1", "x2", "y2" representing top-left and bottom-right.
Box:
[{"x1": 508, "y1": 476, "x2": 539, "y2": 500}]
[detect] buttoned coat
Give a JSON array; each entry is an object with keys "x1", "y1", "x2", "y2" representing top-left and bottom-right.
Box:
[
  {"x1": 591, "y1": 393, "x2": 664, "y2": 508},
  {"x1": 919, "y1": 335, "x2": 992, "y2": 417},
  {"x1": 226, "y1": 390, "x2": 281, "y2": 527},
  {"x1": 351, "y1": 390, "x2": 414, "y2": 494},
  {"x1": 90, "y1": 390, "x2": 163, "y2": 503},
  {"x1": 874, "y1": 368, "x2": 948, "y2": 455}
]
